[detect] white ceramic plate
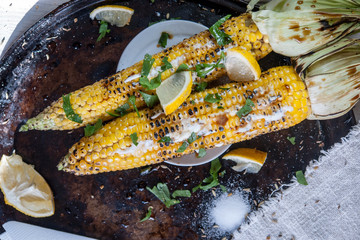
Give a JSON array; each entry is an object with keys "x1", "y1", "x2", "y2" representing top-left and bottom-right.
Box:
[{"x1": 117, "y1": 20, "x2": 231, "y2": 166}]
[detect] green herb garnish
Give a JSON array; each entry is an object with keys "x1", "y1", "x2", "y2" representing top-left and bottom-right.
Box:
[
  {"x1": 130, "y1": 132, "x2": 139, "y2": 146},
  {"x1": 190, "y1": 100, "x2": 195, "y2": 104},
  {"x1": 128, "y1": 95, "x2": 140, "y2": 117},
  {"x1": 62, "y1": 94, "x2": 83, "y2": 123},
  {"x1": 236, "y1": 99, "x2": 255, "y2": 118},
  {"x1": 97, "y1": 20, "x2": 111, "y2": 42},
  {"x1": 84, "y1": 119, "x2": 103, "y2": 137},
  {"x1": 161, "y1": 56, "x2": 173, "y2": 71},
  {"x1": 141, "y1": 53, "x2": 155, "y2": 77},
  {"x1": 140, "y1": 206, "x2": 153, "y2": 222},
  {"x1": 158, "y1": 32, "x2": 170, "y2": 48},
  {"x1": 220, "y1": 185, "x2": 227, "y2": 192},
  {"x1": 195, "y1": 52, "x2": 225, "y2": 78},
  {"x1": 287, "y1": 136, "x2": 296, "y2": 145},
  {"x1": 205, "y1": 93, "x2": 222, "y2": 103},
  {"x1": 176, "y1": 63, "x2": 191, "y2": 72},
  {"x1": 176, "y1": 141, "x2": 189, "y2": 153},
  {"x1": 296, "y1": 170, "x2": 308, "y2": 185},
  {"x1": 197, "y1": 148, "x2": 206, "y2": 158},
  {"x1": 219, "y1": 87, "x2": 230, "y2": 91},
  {"x1": 106, "y1": 102, "x2": 130, "y2": 117},
  {"x1": 158, "y1": 136, "x2": 172, "y2": 143},
  {"x1": 146, "y1": 183, "x2": 180, "y2": 208},
  {"x1": 172, "y1": 190, "x2": 191, "y2": 198},
  {"x1": 193, "y1": 158, "x2": 223, "y2": 192},
  {"x1": 140, "y1": 73, "x2": 162, "y2": 90},
  {"x1": 217, "y1": 105, "x2": 224, "y2": 109},
  {"x1": 139, "y1": 91, "x2": 159, "y2": 108},
  {"x1": 209, "y1": 15, "x2": 232, "y2": 46},
  {"x1": 187, "y1": 132, "x2": 197, "y2": 144},
  {"x1": 194, "y1": 82, "x2": 208, "y2": 92}
]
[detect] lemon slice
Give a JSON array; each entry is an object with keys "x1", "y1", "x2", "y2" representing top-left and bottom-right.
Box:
[
  {"x1": 222, "y1": 148, "x2": 267, "y2": 173},
  {"x1": 225, "y1": 47, "x2": 261, "y2": 82},
  {"x1": 89, "y1": 5, "x2": 134, "y2": 27},
  {"x1": 156, "y1": 71, "x2": 193, "y2": 115},
  {"x1": 0, "y1": 153, "x2": 54, "y2": 218}
]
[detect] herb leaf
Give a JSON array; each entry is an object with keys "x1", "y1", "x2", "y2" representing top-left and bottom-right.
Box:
[
  {"x1": 296, "y1": 170, "x2": 308, "y2": 185},
  {"x1": 130, "y1": 132, "x2": 139, "y2": 146},
  {"x1": 195, "y1": 52, "x2": 225, "y2": 78},
  {"x1": 172, "y1": 190, "x2": 191, "y2": 198},
  {"x1": 128, "y1": 95, "x2": 140, "y2": 117},
  {"x1": 62, "y1": 94, "x2": 83, "y2": 123},
  {"x1": 140, "y1": 74, "x2": 162, "y2": 90},
  {"x1": 140, "y1": 91, "x2": 159, "y2": 108},
  {"x1": 236, "y1": 99, "x2": 255, "y2": 118},
  {"x1": 205, "y1": 93, "x2": 222, "y2": 103},
  {"x1": 161, "y1": 56, "x2": 173, "y2": 71},
  {"x1": 287, "y1": 136, "x2": 296, "y2": 145},
  {"x1": 209, "y1": 15, "x2": 232, "y2": 46},
  {"x1": 176, "y1": 63, "x2": 191, "y2": 72},
  {"x1": 97, "y1": 20, "x2": 111, "y2": 42},
  {"x1": 158, "y1": 136, "x2": 172, "y2": 143},
  {"x1": 197, "y1": 148, "x2": 206, "y2": 158},
  {"x1": 140, "y1": 206, "x2": 153, "y2": 222},
  {"x1": 146, "y1": 183, "x2": 180, "y2": 208},
  {"x1": 84, "y1": 119, "x2": 103, "y2": 137},
  {"x1": 219, "y1": 87, "x2": 230, "y2": 90},
  {"x1": 194, "y1": 82, "x2": 208, "y2": 92},
  {"x1": 192, "y1": 158, "x2": 223, "y2": 192},
  {"x1": 141, "y1": 54, "x2": 155, "y2": 77},
  {"x1": 158, "y1": 32, "x2": 170, "y2": 48},
  {"x1": 187, "y1": 132, "x2": 197, "y2": 144},
  {"x1": 176, "y1": 141, "x2": 189, "y2": 153}
]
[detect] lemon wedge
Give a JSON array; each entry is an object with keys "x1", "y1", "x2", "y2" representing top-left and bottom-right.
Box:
[
  {"x1": 225, "y1": 47, "x2": 261, "y2": 82},
  {"x1": 0, "y1": 153, "x2": 54, "y2": 218},
  {"x1": 156, "y1": 71, "x2": 193, "y2": 115},
  {"x1": 90, "y1": 5, "x2": 134, "y2": 27},
  {"x1": 222, "y1": 148, "x2": 267, "y2": 173}
]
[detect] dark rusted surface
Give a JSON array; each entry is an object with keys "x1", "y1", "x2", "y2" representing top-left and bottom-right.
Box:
[{"x1": 0, "y1": 0, "x2": 355, "y2": 239}]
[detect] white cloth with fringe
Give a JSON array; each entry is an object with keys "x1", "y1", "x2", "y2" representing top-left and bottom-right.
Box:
[{"x1": 233, "y1": 123, "x2": 360, "y2": 240}]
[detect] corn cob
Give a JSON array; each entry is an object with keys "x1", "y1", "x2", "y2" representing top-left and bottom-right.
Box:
[
  {"x1": 20, "y1": 13, "x2": 272, "y2": 131},
  {"x1": 57, "y1": 66, "x2": 310, "y2": 175}
]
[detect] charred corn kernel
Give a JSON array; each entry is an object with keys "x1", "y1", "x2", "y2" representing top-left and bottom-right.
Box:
[
  {"x1": 57, "y1": 66, "x2": 311, "y2": 175},
  {"x1": 21, "y1": 13, "x2": 272, "y2": 131}
]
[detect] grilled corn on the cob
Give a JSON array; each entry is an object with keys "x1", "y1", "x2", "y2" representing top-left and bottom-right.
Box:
[
  {"x1": 20, "y1": 13, "x2": 272, "y2": 131},
  {"x1": 57, "y1": 66, "x2": 310, "y2": 175}
]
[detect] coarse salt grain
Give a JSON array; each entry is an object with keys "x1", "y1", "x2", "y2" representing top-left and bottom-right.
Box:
[{"x1": 210, "y1": 192, "x2": 250, "y2": 232}]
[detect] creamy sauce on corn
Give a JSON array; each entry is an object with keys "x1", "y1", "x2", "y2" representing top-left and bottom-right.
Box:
[
  {"x1": 124, "y1": 73, "x2": 141, "y2": 83},
  {"x1": 113, "y1": 140, "x2": 155, "y2": 157},
  {"x1": 166, "y1": 118, "x2": 212, "y2": 143}
]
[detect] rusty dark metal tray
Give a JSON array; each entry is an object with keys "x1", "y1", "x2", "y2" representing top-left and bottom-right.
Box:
[{"x1": 0, "y1": 0, "x2": 355, "y2": 239}]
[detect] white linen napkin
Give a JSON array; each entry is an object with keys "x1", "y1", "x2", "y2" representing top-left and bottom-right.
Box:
[{"x1": 233, "y1": 122, "x2": 360, "y2": 240}]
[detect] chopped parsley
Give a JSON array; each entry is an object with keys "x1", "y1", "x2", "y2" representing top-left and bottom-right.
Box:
[
  {"x1": 128, "y1": 95, "x2": 140, "y2": 117},
  {"x1": 176, "y1": 141, "x2": 189, "y2": 153},
  {"x1": 219, "y1": 87, "x2": 230, "y2": 91},
  {"x1": 97, "y1": 20, "x2": 111, "y2": 42},
  {"x1": 195, "y1": 52, "x2": 225, "y2": 78},
  {"x1": 287, "y1": 136, "x2": 296, "y2": 145},
  {"x1": 146, "y1": 183, "x2": 180, "y2": 208},
  {"x1": 139, "y1": 91, "x2": 159, "y2": 108},
  {"x1": 139, "y1": 54, "x2": 162, "y2": 90},
  {"x1": 172, "y1": 190, "x2": 191, "y2": 198},
  {"x1": 106, "y1": 102, "x2": 130, "y2": 117},
  {"x1": 158, "y1": 136, "x2": 172, "y2": 143},
  {"x1": 296, "y1": 170, "x2": 308, "y2": 185},
  {"x1": 197, "y1": 148, "x2": 206, "y2": 158},
  {"x1": 130, "y1": 132, "x2": 139, "y2": 146},
  {"x1": 193, "y1": 158, "x2": 224, "y2": 192},
  {"x1": 140, "y1": 206, "x2": 153, "y2": 222},
  {"x1": 84, "y1": 119, "x2": 102, "y2": 137},
  {"x1": 176, "y1": 63, "x2": 191, "y2": 72},
  {"x1": 236, "y1": 99, "x2": 255, "y2": 118},
  {"x1": 205, "y1": 93, "x2": 222, "y2": 103},
  {"x1": 187, "y1": 132, "x2": 197, "y2": 144},
  {"x1": 158, "y1": 32, "x2": 170, "y2": 48},
  {"x1": 62, "y1": 94, "x2": 83, "y2": 123},
  {"x1": 194, "y1": 82, "x2": 208, "y2": 92},
  {"x1": 161, "y1": 56, "x2": 173, "y2": 71},
  {"x1": 209, "y1": 15, "x2": 233, "y2": 46}
]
